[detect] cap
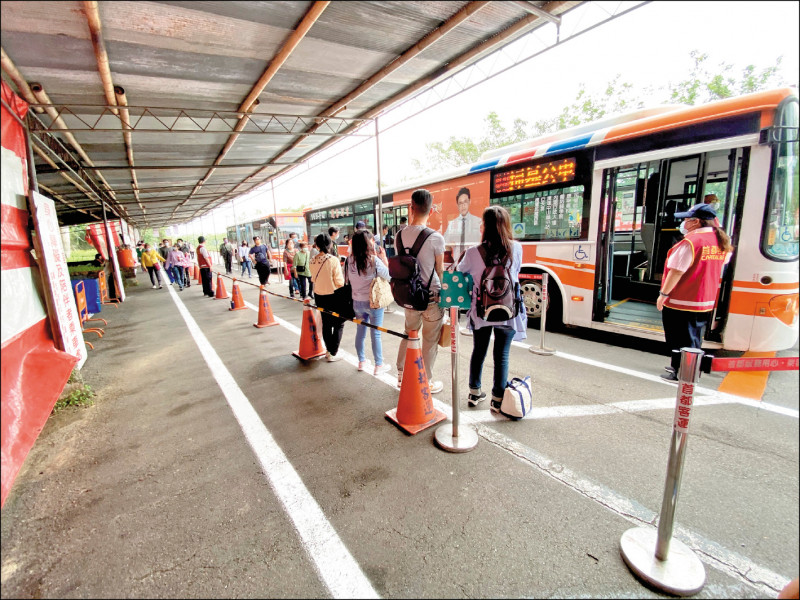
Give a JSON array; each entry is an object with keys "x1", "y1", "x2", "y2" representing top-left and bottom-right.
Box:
[
  {"x1": 355, "y1": 220, "x2": 367, "y2": 229},
  {"x1": 674, "y1": 203, "x2": 717, "y2": 220}
]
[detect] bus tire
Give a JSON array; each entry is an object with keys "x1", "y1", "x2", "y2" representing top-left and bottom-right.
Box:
[{"x1": 521, "y1": 279, "x2": 562, "y2": 331}]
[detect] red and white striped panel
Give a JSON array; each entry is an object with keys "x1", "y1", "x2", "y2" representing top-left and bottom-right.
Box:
[{"x1": 1, "y1": 81, "x2": 76, "y2": 507}]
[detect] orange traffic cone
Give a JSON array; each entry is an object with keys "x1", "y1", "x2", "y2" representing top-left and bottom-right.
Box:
[
  {"x1": 385, "y1": 330, "x2": 447, "y2": 435},
  {"x1": 292, "y1": 298, "x2": 326, "y2": 361},
  {"x1": 254, "y1": 286, "x2": 278, "y2": 328},
  {"x1": 215, "y1": 274, "x2": 229, "y2": 299},
  {"x1": 228, "y1": 279, "x2": 247, "y2": 311},
  {"x1": 194, "y1": 265, "x2": 201, "y2": 283}
]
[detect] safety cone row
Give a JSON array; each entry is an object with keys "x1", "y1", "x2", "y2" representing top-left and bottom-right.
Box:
[
  {"x1": 292, "y1": 298, "x2": 326, "y2": 360},
  {"x1": 215, "y1": 274, "x2": 229, "y2": 299},
  {"x1": 386, "y1": 329, "x2": 446, "y2": 435},
  {"x1": 228, "y1": 279, "x2": 247, "y2": 311},
  {"x1": 194, "y1": 265, "x2": 201, "y2": 284},
  {"x1": 254, "y1": 285, "x2": 278, "y2": 328}
]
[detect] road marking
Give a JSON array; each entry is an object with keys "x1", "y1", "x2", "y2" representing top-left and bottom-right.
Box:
[
  {"x1": 172, "y1": 290, "x2": 378, "y2": 599},
  {"x1": 232, "y1": 292, "x2": 793, "y2": 592},
  {"x1": 717, "y1": 351, "x2": 775, "y2": 400}
]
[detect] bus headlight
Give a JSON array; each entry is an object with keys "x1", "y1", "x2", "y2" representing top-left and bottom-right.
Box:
[{"x1": 768, "y1": 293, "x2": 799, "y2": 326}]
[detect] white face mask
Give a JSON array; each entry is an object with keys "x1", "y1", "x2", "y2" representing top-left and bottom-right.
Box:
[{"x1": 679, "y1": 221, "x2": 689, "y2": 236}]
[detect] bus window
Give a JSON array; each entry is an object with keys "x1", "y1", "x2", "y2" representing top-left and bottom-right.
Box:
[{"x1": 763, "y1": 96, "x2": 799, "y2": 261}]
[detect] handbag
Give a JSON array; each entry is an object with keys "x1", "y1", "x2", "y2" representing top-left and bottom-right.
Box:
[
  {"x1": 334, "y1": 257, "x2": 355, "y2": 320},
  {"x1": 500, "y1": 376, "x2": 533, "y2": 420},
  {"x1": 438, "y1": 319, "x2": 452, "y2": 348},
  {"x1": 369, "y1": 258, "x2": 393, "y2": 309}
]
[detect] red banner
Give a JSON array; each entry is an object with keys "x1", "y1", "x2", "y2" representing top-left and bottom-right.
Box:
[{"x1": 711, "y1": 356, "x2": 799, "y2": 372}]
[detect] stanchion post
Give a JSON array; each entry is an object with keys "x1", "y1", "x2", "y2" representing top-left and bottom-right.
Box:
[
  {"x1": 619, "y1": 347, "x2": 706, "y2": 597},
  {"x1": 434, "y1": 306, "x2": 478, "y2": 452},
  {"x1": 530, "y1": 273, "x2": 554, "y2": 356}
]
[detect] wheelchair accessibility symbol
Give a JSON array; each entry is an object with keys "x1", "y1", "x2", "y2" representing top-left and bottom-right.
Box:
[
  {"x1": 573, "y1": 244, "x2": 589, "y2": 261},
  {"x1": 780, "y1": 227, "x2": 794, "y2": 243}
]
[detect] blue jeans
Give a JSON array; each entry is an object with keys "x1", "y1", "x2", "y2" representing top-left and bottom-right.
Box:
[
  {"x1": 240, "y1": 259, "x2": 252, "y2": 278},
  {"x1": 354, "y1": 300, "x2": 385, "y2": 365},
  {"x1": 469, "y1": 325, "x2": 515, "y2": 399},
  {"x1": 171, "y1": 265, "x2": 184, "y2": 288}
]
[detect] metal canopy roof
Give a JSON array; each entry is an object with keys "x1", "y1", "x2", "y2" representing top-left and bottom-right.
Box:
[{"x1": 1, "y1": 0, "x2": 584, "y2": 228}]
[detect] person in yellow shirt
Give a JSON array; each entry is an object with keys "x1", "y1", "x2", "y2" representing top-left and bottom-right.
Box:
[{"x1": 140, "y1": 243, "x2": 166, "y2": 289}]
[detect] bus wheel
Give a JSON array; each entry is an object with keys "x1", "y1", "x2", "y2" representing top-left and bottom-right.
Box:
[{"x1": 521, "y1": 280, "x2": 562, "y2": 329}]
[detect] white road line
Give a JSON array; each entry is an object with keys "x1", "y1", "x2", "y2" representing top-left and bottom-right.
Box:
[
  {"x1": 171, "y1": 289, "x2": 378, "y2": 599},
  {"x1": 234, "y1": 292, "x2": 792, "y2": 593}
]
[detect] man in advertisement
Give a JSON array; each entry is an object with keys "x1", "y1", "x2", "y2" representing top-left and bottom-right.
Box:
[{"x1": 443, "y1": 186, "x2": 482, "y2": 262}]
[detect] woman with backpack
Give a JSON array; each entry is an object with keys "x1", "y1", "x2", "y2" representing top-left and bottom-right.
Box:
[
  {"x1": 310, "y1": 232, "x2": 346, "y2": 362},
  {"x1": 456, "y1": 205, "x2": 527, "y2": 413},
  {"x1": 348, "y1": 230, "x2": 391, "y2": 376}
]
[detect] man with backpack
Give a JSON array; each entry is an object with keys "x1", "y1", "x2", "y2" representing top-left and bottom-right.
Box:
[{"x1": 389, "y1": 189, "x2": 446, "y2": 394}]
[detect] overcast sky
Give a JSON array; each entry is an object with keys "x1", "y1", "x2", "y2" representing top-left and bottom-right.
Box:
[{"x1": 200, "y1": 0, "x2": 799, "y2": 231}]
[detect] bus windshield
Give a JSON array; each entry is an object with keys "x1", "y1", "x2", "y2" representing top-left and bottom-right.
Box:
[{"x1": 763, "y1": 97, "x2": 799, "y2": 261}]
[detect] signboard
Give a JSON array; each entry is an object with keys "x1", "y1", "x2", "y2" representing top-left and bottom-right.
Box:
[
  {"x1": 30, "y1": 191, "x2": 87, "y2": 368},
  {"x1": 104, "y1": 220, "x2": 126, "y2": 302},
  {"x1": 493, "y1": 157, "x2": 577, "y2": 194},
  {"x1": 711, "y1": 356, "x2": 799, "y2": 372}
]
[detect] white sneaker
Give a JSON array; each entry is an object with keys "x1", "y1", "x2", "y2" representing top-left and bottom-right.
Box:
[
  {"x1": 358, "y1": 360, "x2": 367, "y2": 371},
  {"x1": 374, "y1": 364, "x2": 391, "y2": 376},
  {"x1": 326, "y1": 352, "x2": 343, "y2": 362},
  {"x1": 429, "y1": 380, "x2": 444, "y2": 394},
  {"x1": 152, "y1": 285, "x2": 158, "y2": 289}
]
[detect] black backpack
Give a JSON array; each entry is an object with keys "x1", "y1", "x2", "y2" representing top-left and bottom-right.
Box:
[
  {"x1": 476, "y1": 245, "x2": 520, "y2": 322},
  {"x1": 388, "y1": 228, "x2": 435, "y2": 310}
]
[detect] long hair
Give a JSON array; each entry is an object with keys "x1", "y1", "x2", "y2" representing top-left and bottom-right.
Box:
[
  {"x1": 351, "y1": 230, "x2": 374, "y2": 275},
  {"x1": 481, "y1": 205, "x2": 513, "y2": 264},
  {"x1": 700, "y1": 219, "x2": 733, "y2": 253},
  {"x1": 314, "y1": 232, "x2": 332, "y2": 255}
]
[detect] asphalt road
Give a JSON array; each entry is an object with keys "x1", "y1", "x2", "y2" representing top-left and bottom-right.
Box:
[{"x1": 1, "y1": 268, "x2": 797, "y2": 599}]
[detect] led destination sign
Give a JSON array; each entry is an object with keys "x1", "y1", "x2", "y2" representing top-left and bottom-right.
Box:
[{"x1": 493, "y1": 157, "x2": 577, "y2": 194}]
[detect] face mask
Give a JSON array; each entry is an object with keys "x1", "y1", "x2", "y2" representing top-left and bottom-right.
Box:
[{"x1": 679, "y1": 221, "x2": 689, "y2": 236}]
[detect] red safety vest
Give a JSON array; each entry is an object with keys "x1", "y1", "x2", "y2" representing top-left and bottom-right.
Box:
[
  {"x1": 664, "y1": 230, "x2": 726, "y2": 312},
  {"x1": 196, "y1": 245, "x2": 212, "y2": 269}
]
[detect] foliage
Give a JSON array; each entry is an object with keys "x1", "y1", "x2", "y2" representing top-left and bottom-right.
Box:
[
  {"x1": 68, "y1": 248, "x2": 97, "y2": 262},
  {"x1": 668, "y1": 51, "x2": 785, "y2": 106},
  {"x1": 411, "y1": 51, "x2": 788, "y2": 173},
  {"x1": 68, "y1": 264, "x2": 103, "y2": 277},
  {"x1": 52, "y1": 384, "x2": 94, "y2": 413}
]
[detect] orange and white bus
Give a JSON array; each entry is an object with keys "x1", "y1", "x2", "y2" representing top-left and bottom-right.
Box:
[
  {"x1": 228, "y1": 212, "x2": 307, "y2": 253},
  {"x1": 306, "y1": 88, "x2": 799, "y2": 352}
]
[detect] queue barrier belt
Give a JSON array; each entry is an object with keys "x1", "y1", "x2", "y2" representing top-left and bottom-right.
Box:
[{"x1": 216, "y1": 271, "x2": 409, "y2": 340}]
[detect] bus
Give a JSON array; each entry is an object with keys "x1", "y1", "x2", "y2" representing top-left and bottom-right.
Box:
[
  {"x1": 227, "y1": 212, "x2": 308, "y2": 264},
  {"x1": 304, "y1": 88, "x2": 799, "y2": 352}
]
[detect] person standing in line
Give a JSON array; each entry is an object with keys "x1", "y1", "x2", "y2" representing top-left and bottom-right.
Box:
[
  {"x1": 177, "y1": 238, "x2": 192, "y2": 287},
  {"x1": 656, "y1": 203, "x2": 733, "y2": 381},
  {"x1": 348, "y1": 229, "x2": 391, "y2": 376},
  {"x1": 328, "y1": 226, "x2": 341, "y2": 257},
  {"x1": 394, "y1": 189, "x2": 446, "y2": 394},
  {"x1": 397, "y1": 216, "x2": 408, "y2": 232},
  {"x1": 140, "y1": 242, "x2": 165, "y2": 289},
  {"x1": 382, "y1": 224, "x2": 395, "y2": 258},
  {"x1": 165, "y1": 243, "x2": 186, "y2": 291},
  {"x1": 284, "y1": 239, "x2": 299, "y2": 297},
  {"x1": 249, "y1": 235, "x2": 272, "y2": 286},
  {"x1": 310, "y1": 232, "x2": 346, "y2": 362},
  {"x1": 239, "y1": 240, "x2": 252, "y2": 279},
  {"x1": 292, "y1": 241, "x2": 311, "y2": 299},
  {"x1": 456, "y1": 205, "x2": 527, "y2": 412},
  {"x1": 219, "y1": 237, "x2": 234, "y2": 275},
  {"x1": 196, "y1": 236, "x2": 214, "y2": 297}
]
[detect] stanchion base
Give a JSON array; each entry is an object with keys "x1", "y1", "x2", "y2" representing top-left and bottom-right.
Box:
[
  {"x1": 529, "y1": 346, "x2": 555, "y2": 356},
  {"x1": 620, "y1": 527, "x2": 705, "y2": 597},
  {"x1": 434, "y1": 423, "x2": 478, "y2": 453}
]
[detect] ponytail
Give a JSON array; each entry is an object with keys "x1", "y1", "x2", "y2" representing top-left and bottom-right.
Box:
[{"x1": 701, "y1": 218, "x2": 733, "y2": 253}]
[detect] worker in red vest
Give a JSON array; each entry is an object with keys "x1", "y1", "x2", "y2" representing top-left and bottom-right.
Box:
[
  {"x1": 656, "y1": 203, "x2": 733, "y2": 381},
  {"x1": 196, "y1": 236, "x2": 214, "y2": 297}
]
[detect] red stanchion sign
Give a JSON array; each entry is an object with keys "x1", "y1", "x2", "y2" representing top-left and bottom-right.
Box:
[{"x1": 711, "y1": 356, "x2": 799, "y2": 372}]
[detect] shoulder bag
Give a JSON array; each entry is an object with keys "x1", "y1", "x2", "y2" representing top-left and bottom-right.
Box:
[
  {"x1": 369, "y1": 257, "x2": 393, "y2": 309},
  {"x1": 334, "y1": 256, "x2": 355, "y2": 320}
]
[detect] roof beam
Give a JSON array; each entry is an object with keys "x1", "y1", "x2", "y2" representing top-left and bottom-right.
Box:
[
  {"x1": 512, "y1": 1, "x2": 561, "y2": 25},
  {"x1": 174, "y1": 1, "x2": 332, "y2": 219}
]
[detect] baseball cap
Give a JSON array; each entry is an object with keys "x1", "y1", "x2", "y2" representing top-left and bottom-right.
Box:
[
  {"x1": 355, "y1": 220, "x2": 367, "y2": 229},
  {"x1": 674, "y1": 203, "x2": 717, "y2": 220}
]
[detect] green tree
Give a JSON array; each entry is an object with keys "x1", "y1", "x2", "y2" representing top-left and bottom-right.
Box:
[
  {"x1": 668, "y1": 50, "x2": 785, "y2": 105},
  {"x1": 411, "y1": 51, "x2": 787, "y2": 173}
]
